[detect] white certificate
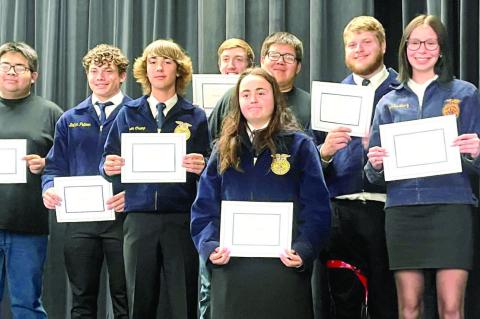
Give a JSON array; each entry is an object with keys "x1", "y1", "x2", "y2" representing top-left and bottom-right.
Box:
[
  {"x1": 0, "y1": 139, "x2": 27, "y2": 184},
  {"x1": 220, "y1": 201, "x2": 293, "y2": 258},
  {"x1": 54, "y1": 176, "x2": 115, "y2": 222},
  {"x1": 380, "y1": 115, "x2": 461, "y2": 181},
  {"x1": 192, "y1": 74, "x2": 239, "y2": 117},
  {"x1": 311, "y1": 81, "x2": 375, "y2": 137},
  {"x1": 121, "y1": 133, "x2": 186, "y2": 183}
]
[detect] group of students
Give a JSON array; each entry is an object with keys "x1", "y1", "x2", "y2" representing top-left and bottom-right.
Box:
[{"x1": 0, "y1": 12, "x2": 479, "y2": 319}]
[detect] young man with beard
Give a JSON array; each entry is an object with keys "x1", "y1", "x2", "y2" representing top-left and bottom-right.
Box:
[
  {"x1": 208, "y1": 32, "x2": 310, "y2": 142},
  {"x1": 316, "y1": 16, "x2": 398, "y2": 319},
  {"x1": 42, "y1": 44, "x2": 130, "y2": 318}
]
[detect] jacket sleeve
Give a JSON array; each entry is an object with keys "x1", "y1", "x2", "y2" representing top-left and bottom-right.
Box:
[
  {"x1": 99, "y1": 110, "x2": 124, "y2": 184},
  {"x1": 190, "y1": 149, "x2": 222, "y2": 262},
  {"x1": 293, "y1": 137, "x2": 331, "y2": 269},
  {"x1": 41, "y1": 115, "x2": 68, "y2": 192},
  {"x1": 364, "y1": 99, "x2": 389, "y2": 185},
  {"x1": 458, "y1": 88, "x2": 480, "y2": 173}
]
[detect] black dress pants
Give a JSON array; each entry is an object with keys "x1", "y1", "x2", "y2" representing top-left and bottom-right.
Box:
[
  {"x1": 64, "y1": 219, "x2": 128, "y2": 319},
  {"x1": 123, "y1": 212, "x2": 198, "y2": 319}
]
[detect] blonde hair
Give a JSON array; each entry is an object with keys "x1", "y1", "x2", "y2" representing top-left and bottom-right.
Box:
[
  {"x1": 343, "y1": 16, "x2": 386, "y2": 46},
  {"x1": 217, "y1": 38, "x2": 255, "y2": 67},
  {"x1": 82, "y1": 44, "x2": 129, "y2": 74},
  {"x1": 133, "y1": 39, "x2": 192, "y2": 95}
]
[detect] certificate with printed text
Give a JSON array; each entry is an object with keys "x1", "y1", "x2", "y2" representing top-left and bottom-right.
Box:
[
  {"x1": 121, "y1": 133, "x2": 186, "y2": 183},
  {"x1": 0, "y1": 139, "x2": 27, "y2": 183},
  {"x1": 54, "y1": 176, "x2": 115, "y2": 222},
  {"x1": 192, "y1": 74, "x2": 239, "y2": 116},
  {"x1": 220, "y1": 201, "x2": 293, "y2": 258},
  {"x1": 311, "y1": 81, "x2": 374, "y2": 137},
  {"x1": 380, "y1": 115, "x2": 461, "y2": 181}
]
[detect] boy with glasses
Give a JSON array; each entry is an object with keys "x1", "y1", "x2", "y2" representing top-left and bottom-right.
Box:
[{"x1": 0, "y1": 41, "x2": 63, "y2": 319}]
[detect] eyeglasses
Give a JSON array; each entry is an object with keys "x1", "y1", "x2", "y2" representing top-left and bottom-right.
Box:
[
  {"x1": 267, "y1": 51, "x2": 297, "y2": 64},
  {"x1": 407, "y1": 39, "x2": 439, "y2": 51},
  {"x1": 0, "y1": 63, "x2": 31, "y2": 74}
]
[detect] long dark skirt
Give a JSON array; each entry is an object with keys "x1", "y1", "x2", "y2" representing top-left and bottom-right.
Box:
[{"x1": 210, "y1": 257, "x2": 313, "y2": 319}]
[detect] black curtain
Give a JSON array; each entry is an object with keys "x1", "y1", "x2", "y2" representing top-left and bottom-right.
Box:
[{"x1": 0, "y1": 0, "x2": 478, "y2": 318}]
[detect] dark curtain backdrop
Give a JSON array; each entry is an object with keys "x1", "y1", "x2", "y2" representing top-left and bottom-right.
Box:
[{"x1": 0, "y1": 0, "x2": 478, "y2": 318}]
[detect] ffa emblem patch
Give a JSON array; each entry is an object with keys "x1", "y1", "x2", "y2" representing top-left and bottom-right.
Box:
[
  {"x1": 442, "y1": 99, "x2": 461, "y2": 117},
  {"x1": 271, "y1": 154, "x2": 291, "y2": 175},
  {"x1": 174, "y1": 121, "x2": 192, "y2": 140}
]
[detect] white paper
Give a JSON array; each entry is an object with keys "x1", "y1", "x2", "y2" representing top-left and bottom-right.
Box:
[
  {"x1": 311, "y1": 81, "x2": 375, "y2": 137},
  {"x1": 380, "y1": 115, "x2": 461, "y2": 181},
  {"x1": 220, "y1": 201, "x2": 293, "y2": 258},
  {"x1": 192, "y1": 74, "x2": 239, "y2": 116},
  {"x1": 121, "y1": 133, "x2": 186, "y2": 183},
  {"x1": 54, "y1": 176, "x2": 115, "y2": 222},
  {"x1": 0, "y1": 139, "x2": 27, "y2": 183}
]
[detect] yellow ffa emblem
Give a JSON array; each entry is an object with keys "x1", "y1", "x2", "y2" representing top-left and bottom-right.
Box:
[
  {"x1": 442, "y1": 99, "x2": 461, "y2": 117},
  {"x1": 271, "y1": 154, "x2": 291, "y2": 176},
  {"x1": 174, "y1": 121, "x2": 192, "y2": 140}
]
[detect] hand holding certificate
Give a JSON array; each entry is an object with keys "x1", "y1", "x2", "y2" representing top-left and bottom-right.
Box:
[
  {"x1": 0, "y1": 139, "x2": 27, "y2": 183},
  {"x1": 311, "y1": 81, "x2": 374, "y2": 137},
  {"x1": 54, "y1": 176, "x2": 115, "y2": 222},
  {"x1": 220, "y1": 201, "x2": 293, "y2": 258},
  {"x1": 379, "y1": 115, "x2": 461, "y2": 181},
  {"x1": 121, "y1": 133, "x2": 186, "y2": 183}
]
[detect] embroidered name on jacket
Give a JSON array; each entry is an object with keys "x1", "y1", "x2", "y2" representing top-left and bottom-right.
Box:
[
  {"x1": 388, "y1": 103, "x2": 409, "y2": 110},
  {"x1": 68, "y1": 122, "x2": 92, "y2": 128},
  {"x1": 442, "y1": 99, "x2": 461, "y2": 117},
  {"x1": 128, "y1": 126, "x2": 147, "y2": 131}
]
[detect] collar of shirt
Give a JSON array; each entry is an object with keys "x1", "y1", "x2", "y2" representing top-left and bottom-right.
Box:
[
  {"x1": 246, "y1": 121, "x2": 269, "y2": 142},
  {"x1": 353, "y1": 65, "x2": 389, "y2": 91},
  {"x1": 148, "y1": 94, "x2": 178, "y2": 119},
  {"x1": 407, "y1": 75, "x2": 438, "y2": 107},
  {"x1": 92, "y1": 91, "x2": 124, "y2": 118}
]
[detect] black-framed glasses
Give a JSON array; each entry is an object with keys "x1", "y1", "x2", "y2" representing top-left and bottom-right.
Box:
[
  {"x1": 267, "y1": 51, "x2": 297, "y2": 64},
  {"x1": 0, "y1": 63, "x2": 31, "y2": 74},
  {"x1": 407, "y1": 39, "x2": 439, "y2": 51}
]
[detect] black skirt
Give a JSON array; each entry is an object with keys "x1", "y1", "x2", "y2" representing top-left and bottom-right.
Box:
[
  {"x1": 385, "y1": 204, "x2": 473, "y2": 270},
  {"x1": 210, "y1": 257, "x2": 313, "y2": 319}
]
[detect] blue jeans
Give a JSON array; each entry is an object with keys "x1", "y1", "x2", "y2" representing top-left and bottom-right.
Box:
[{"x1": 0, "y1": 230, "x2": 48, "y2": 319}]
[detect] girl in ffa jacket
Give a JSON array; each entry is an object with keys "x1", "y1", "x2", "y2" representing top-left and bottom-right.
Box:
[
  {"x1": 190, "y1": 67, "x2": 331, "y2": 319},
  {"x1": 365, "y1": 15, "x2": 480, "y2": 319}
]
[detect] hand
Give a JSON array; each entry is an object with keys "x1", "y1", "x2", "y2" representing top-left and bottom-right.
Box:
[
  {"x1": 104, "y1": 155, "x2": 124, "y2": 176},
  {"x1": 280, "y1": 249, "x2": 303, "y2": 268},
  {"x1": 367, "y1": 146, "x2": 388, "y2": 171},
  {"x1": 453, "y1": 133, "x2": 480, "y2": 158},
  {"x1": 319, "y1": 127, "x2": 352, "y2": 161},
  {"x1": 182, "y1": 153, "x2": 205, "y2": 175},
  {"x1": 209, "y1": 247, "x2": 230, "y2": 265},
  {"x1": 42, "y1": 187, "x2": 62, "y2": 209},
  {"x1": 107, "y1": 191, "x2": 125, "y2": 212},
  {"x1": 23, "y1": 154, "x2": 45, "y2": 174}
]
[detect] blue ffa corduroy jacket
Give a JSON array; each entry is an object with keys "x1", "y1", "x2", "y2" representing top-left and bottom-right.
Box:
[
  {"x1": 190, "y1": 131, "x2": 331, "y2": 269},
  {"x1": 365, "y1": 79, "x2": 480, "y2": 208},
  {"x1": 321, "y1": 68, "x2": 399, "y2": 198},
  {"x1": 42, "y1": 95, "x2": 132, "y2": 194},
  {"x1": 101, "y1": 95, "x2": 210, "y2": 213}
]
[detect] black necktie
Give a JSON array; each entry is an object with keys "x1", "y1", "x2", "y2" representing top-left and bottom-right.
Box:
[
  {"x1": 97, "y1": 101, "x2": 113, "y2": 125},
  {"x1": 361, "y1": 78, "x2": 371, "y2": 86},
  {"x1": 156, "y1": 103, "x2": 167, "y2": 131}
]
